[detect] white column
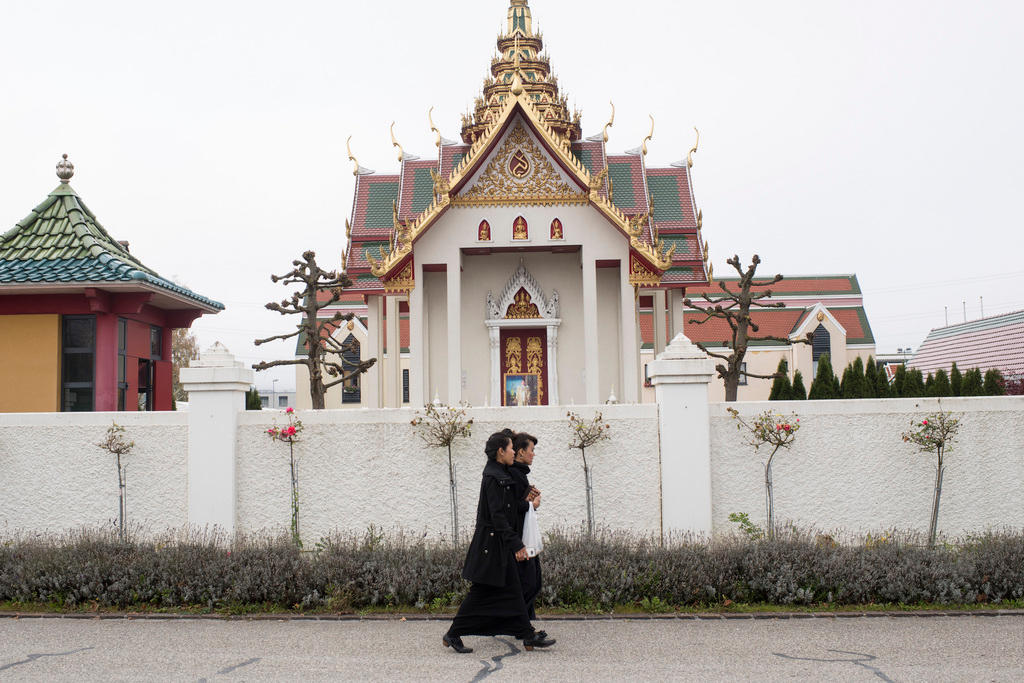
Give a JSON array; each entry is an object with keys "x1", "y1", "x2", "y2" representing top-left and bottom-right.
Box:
[
  {"x1": 446, "y1": 258, "x2": 462, "y2": 405},
  {"x1": 179, "y1": 343, "x2": 253, "y2": 536},
  {"x1": 409, "y1": 264, "x2": 426, "y2": 407},
  {"x1": 648, "y1": 332, "x2": 716, "y2": 537},
  {"x1": 667, "y1": 288, "x2": 684, "y2": 338},
  {"x1": 653, "y1": 289, "x2": 668, "y2": 358},
  {"x1": 581, "y1": 255, "x2": 600, "y2": 404},
  {"x1": 366, "y1": 295, "x2": 384, "y2": 408},
  {"x1": 386, "y1": 295, "x2": 402, "y2": 407},
  {"x1": 620, "y1": 275, "x2": 640, "y2": 403},
  {"x1": 546, "y1": 324, "x2": 559, "y2": 405},
  {"x1": 489, "y1": 326, "x2": 501, "y2": 406}
]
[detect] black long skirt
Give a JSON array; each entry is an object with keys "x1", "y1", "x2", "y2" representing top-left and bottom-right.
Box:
[
  {"x1": 447, "y1": 557, "x2": 533, "y2": 639},
  {"x1": 518, "y1": 556, "x2": 542, "y2": 620}
]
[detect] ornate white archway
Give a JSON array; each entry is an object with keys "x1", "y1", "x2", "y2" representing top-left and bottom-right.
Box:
[{"x1": 485, "y1": 260, "x2": 561, "y2": 405}]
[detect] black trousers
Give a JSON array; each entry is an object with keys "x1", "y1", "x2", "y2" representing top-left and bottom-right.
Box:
[
  {"x1": 517, "y1": 556, "x2": 542, "y2": 620},
  {"x1": 447, "y1": 557, "x2": 533, "y2": 639}
]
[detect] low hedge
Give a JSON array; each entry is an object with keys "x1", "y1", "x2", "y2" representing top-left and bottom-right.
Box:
[{"x1": 1, "y1": 528, "x2": 1022, "y2": 611}]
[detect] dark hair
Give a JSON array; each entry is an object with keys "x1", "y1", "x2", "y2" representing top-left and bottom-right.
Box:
[
  {"x1": 485, "y1": 431, "x2": 513, "y2": 461},
  {"x1": 514, "y1": 432, "x2": 538, "y2": 454}
]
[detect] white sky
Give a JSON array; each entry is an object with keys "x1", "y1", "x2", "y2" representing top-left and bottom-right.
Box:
[{"x1": 2, "y1": 0, "x2": 1022, "y2": 391}]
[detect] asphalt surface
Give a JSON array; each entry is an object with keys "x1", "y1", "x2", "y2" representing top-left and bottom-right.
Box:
[{"x1": 1, "y1": 614, "x2": 1022, "y2": 681}]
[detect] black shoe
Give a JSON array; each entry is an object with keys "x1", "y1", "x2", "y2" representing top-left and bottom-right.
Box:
[
  {"x1": 443, "y1": 634, "x2": 473, "y2": 654},
  {"x1": 523, "y1": 632, "x2": 555, "y2": 651}
]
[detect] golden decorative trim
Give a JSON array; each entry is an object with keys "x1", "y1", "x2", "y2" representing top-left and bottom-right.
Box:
[
  {"x1": 527, "y1": 335, "x2": 544, "y2": 404},
  {"x1": 505, "y1": 337, "x2": 522, "y2": 373},
  {"x1": 629, "y1": 253, "x2": 662, "y2": 288},
  {"x1": 505, "y1": 288, "x2": 540, "y2": 318},
  {"x1": 459, "y1": 124, "x2": 584, "y2": 205},
  {"x1": 383, "y1": 262, "x2": 415, "y2": 293}
]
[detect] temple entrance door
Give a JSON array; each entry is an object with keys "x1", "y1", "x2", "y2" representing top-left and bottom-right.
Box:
[{"x1": 500, "y1": 328, "x2": 548, "y2": 406}]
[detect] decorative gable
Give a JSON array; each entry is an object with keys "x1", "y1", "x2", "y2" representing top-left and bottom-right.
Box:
[{"x1": 454, "y1": 121, "x2": 586, "y2": 207}]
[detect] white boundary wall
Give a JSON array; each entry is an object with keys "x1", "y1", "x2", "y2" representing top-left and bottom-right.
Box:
[
  {"x1": 711, "y1": 396, "x2": 1024, "y2": 535},
  {"x1": 1, "y1": 344, "x2": 1022, "y2": 541}
]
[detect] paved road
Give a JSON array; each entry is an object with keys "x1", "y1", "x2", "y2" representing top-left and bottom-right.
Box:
[{"x1": 1, "y1": 615, "x2": 1021, "y2": 681}]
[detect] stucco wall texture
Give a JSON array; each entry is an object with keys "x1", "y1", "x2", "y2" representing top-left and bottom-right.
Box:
[
  {"x1": 235, "y1": 405, "x2": 662, "y2": 544},
  {"x1": 0, "y1": 412, "x2": 187, "y2": 534},
  {"x1": 710, "y1": 396, "x2": 1024, "y2": 536}
]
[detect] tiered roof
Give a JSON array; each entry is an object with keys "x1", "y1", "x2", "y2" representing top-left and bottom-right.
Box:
[
  {"x1": 0, "y1": 157, "x2": 222, "y2": 312},
  {"x1": 342, "y1": 0, "x2": 709, "y2": 295},
  {"x1": 908, "y1": 310, "x2": 1024, "y2": 377}
]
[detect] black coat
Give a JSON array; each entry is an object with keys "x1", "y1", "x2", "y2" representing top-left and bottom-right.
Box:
[
  {"x1": 509, "y1": 463, "x2": 533, "y2": 535},
  {"x1": 461, "y1": 460, "x2": 526, "y2": 587}
]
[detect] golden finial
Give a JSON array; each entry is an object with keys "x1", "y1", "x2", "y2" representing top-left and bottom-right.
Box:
[
  {"x1": 696, "y1": 209, "x2": 703, "y2": 230},
  {"x1": 346, "y1": 136, "x2": 359, "y2": 177},
  {"x1": 687, "y1": 127, "x2": 700, "y2": 169},
  {"x1": 602, "y1": 101, "x2": 615, "y2": 143},
  {"x1": 345, "y1": 218, "x2": 352, "y2": 241},
  {"x1": 390, "y1": 122, "x2": 404, "y2": 163},
  {"x1": 641, "y1": 115, "x2": 655, "y2": 157},
  {"x1": 428, "y1": 107, "x2": 442, "y2": 149}
]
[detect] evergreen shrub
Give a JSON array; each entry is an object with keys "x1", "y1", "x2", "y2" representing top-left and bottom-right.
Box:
[{"x1": 2, "y1": 527, "x2": 1022, "y2": 611}]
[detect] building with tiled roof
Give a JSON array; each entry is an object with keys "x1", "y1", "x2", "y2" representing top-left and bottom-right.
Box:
[
  {"x1": 908, "y1": 310, "x2": 1024, "y2": 381},
  {"x1": 309, "y1": 0, "x2": 710, "y2": 409},
  {"x1": 669, "y1": 275, "x2": 876, "y2": 401},
  {"x1": 0, "y1": 156, "x2": 223, "y2": 412}
]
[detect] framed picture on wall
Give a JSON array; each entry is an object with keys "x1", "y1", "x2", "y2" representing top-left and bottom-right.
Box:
[{"x1": 503, "y1": 373, "x2": 540, "y2": 407}]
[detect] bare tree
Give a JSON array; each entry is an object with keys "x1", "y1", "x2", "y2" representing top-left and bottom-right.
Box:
[
  {"x1": 96, "y1": 423, "x2": 134, "y2": 542},
  {"x1": 568, "y1": 411, "x2": 611, "y2": 535},
  {"x1": 253, "y1": 251, "x2": 376, "y2": 409},
  {"x1": 171, "y1": 328, "x2": 200, "y2": 403},
  {"x1": 411, "y1": 403, "x2": 474, "y2": 544},
  {"x1": 902, "y1": 406, "x2": 961, "y2": 547},
  {"x1": 684, "y1": 254, "x2": 811, "y2": 401}
]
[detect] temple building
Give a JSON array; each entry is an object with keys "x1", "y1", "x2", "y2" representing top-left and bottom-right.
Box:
[
  {"x1": 680, "y1": 275, "x2": 877, "y2": 401},
  {"x1": 300, "y1": 0, "x2": 710, "y2": 408},
  {"x1": 0, "y1": 156, "x2": 223, "y2": 412}
]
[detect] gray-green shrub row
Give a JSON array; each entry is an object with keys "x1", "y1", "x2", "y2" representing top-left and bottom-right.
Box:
[{"x1": 1, "y1": 528, "x2": 1022, "y2": 610}]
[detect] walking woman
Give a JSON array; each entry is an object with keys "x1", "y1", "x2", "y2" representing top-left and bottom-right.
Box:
[
  {"x1": 443, "y1": 431, "x2": 555, "y2": 654},
  {"x1": 511, "y1": 432, "x2": 543, "y2": 621}
]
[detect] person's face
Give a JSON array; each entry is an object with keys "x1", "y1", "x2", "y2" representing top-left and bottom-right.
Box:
[
  {"x1": 517, "y1": 441, "x2": 535, "y2": 466},
  {"x1": 496, "y1": 439, "x2": 515, "y2": 465}
]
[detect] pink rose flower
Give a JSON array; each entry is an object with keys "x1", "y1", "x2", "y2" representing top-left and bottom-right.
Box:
[{"x1": 286, "y1": 407, "x2": 294, "y2": 414}]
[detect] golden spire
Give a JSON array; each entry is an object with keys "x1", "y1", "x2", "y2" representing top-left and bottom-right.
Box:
[
  {"x1": 346, "y1": 136, "x2": 359, "y2": 176},
  {"x1": 390, "y1": 122, "x2": 404, "y2": 163},
  {"x1": 428, "y1": 107, "x2": 442, "y2": 149},
  {"x1": 687, "y1": 127, "x2": 700, "y2": 169},
  {"x1": 602, "y1": 101, "x2": 615, "y2": 143},
  {"x1": 508, "y1": 0, "x2": 532, "y2": 37},
  {"x1": 641, "y1": 115, "x2": 654, "y2": 157}
]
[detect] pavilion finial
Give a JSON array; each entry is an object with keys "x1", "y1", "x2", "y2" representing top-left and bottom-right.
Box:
[
  {"x1": 390, "y1": 122, "x2": 404, "y2": 163},
  {"x1": 641, "y1": 115, "x2": 655, "y2": 157},
  {"x1": 687, "y1": 127, "x2": 700, "y2": 169},
  {"x1": 602, "y1": 101, "x2": 615, "y2": 143},
  {"x1": 56, "y1": 154, "x2": 74, "y2": 182}
]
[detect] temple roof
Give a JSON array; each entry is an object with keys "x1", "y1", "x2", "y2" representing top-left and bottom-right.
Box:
[
  {"x1": 679, "y1": 306, "x2": 875, "y2": 349},
  {"x1": 0, "y1": 160, "x2": 222, "y2": 312}
]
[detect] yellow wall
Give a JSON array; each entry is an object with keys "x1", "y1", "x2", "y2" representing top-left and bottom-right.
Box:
[{"x1": 0, "y1": 315, "x2": 60, "y2": 412}]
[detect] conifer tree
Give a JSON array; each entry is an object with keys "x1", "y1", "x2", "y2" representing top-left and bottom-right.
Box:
[
  {"x1": 962, "y1": 368, "x2": 984, "y2": 396},
  {"x1": 924, "y1": 372, "x2": 935, "y2": 396},
  {"x1": 874, "y1": 365, "x2": 891, "y2": 398},
  {"x1": 791, "y1": 370, "x2": 808, "y2": 400},
  {"x1": 769, "y1": 359, "x2": 792, "y2": 400},
  {"x1": 903, "y1": 369, "x2": 926, "y2": 397},
  {"x1": 864, "y1": 357, "x2": 878, "y2": 399},
  {"x1": 840, "y1": 364, "x2": 854, "y2": 399},
  {"x1": 950, "y1": 362, "x2": 963, "y2": 396},
  {"x1": 932, "y1": 369, "x2": 952, "y2": 397},
  {"x1": 892, "y1": 365, "x2": 907, "y2": 397},
  {"x1": 809, "y1": 353, "x2": 838, "y2": 399},
  {"x1": 983, "y1": 368, "x2": 1006, "y2": 395}
]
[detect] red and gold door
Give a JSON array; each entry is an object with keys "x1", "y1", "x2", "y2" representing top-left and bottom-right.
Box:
[{"x1": 501, "y1": 328, "x2": 548, "y2": 406}]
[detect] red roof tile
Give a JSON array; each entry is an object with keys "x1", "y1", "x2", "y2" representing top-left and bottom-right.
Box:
[
  {"x1": 398, "y1": 159, "x2": 441, "y2": 222},
  {"x1": 686, "y1": 275, "x2": 861, "y2": 298}
]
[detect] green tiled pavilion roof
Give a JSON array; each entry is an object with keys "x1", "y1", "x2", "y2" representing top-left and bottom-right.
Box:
[{"x1": 0, "y1": 182, "x2": 223, "y2": 310}]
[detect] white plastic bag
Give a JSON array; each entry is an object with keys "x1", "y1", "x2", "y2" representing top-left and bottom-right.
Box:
[{"x1": 523, "y1": 504, "x2": 543, "y2": 557}]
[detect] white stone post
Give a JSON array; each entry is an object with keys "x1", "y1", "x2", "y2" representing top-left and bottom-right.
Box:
[
  {"x1": 581, "y1": 254, "x2": 600, "y2": 404},
  {"x1": 647, "y1": 332, "x2": 716, "y2": 537},
  {"x1": 446, "y1": 258, "x2": 462, "y2": 405},
  {"x1": 179, "y1": 343, "x2": 253, "y2": 536}
]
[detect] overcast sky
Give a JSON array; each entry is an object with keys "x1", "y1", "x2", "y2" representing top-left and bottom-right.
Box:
[{"x1": 2, "y1": 0, "x2": 1022, "y2": 391}]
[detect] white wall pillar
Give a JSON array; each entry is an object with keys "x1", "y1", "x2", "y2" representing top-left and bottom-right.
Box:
[
  {"x1": 669, "y1": 288, "x2": 686, "y2": 339},
  {"x1": 409, "y1": 264, "x2": 426, "y2": 407},
  {"x1": 446, "y1": 257, "x2": 462, "y2": 405},
  {"x1": 582, "y1": 255, "x2": 600, "y2": 404},
  {"x1": 648, "y1": 332, "x2": 716, "y2": 537},
  {"x1": 386, "y1": 295, "x2": 402, "y2": 408},
  {"x1": 365, "y1": 295, "x2": 384, "y2": 409},
  {"x1": 179, "y1": 343, "x2": 253, "y2": 536},
  {"x1": 653, "y1": 289, "x2": 668, "y2": 358},
  {"x1": 620, "y1": 276, "x2": 640, "y2": 403}
]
